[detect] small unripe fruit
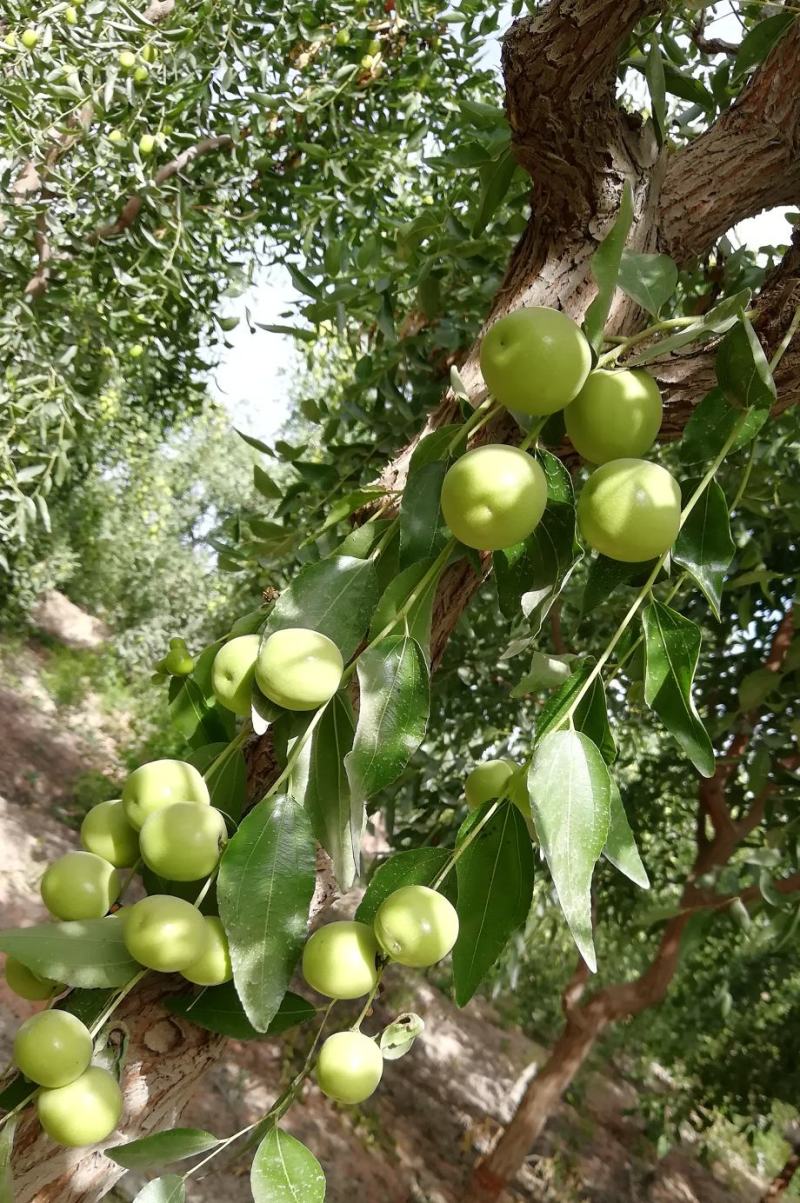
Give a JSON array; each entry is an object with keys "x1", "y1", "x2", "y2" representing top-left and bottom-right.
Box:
[
  {"x1": 334, "y1": 28, "x2": 350, "y2": 44},
  {"x1": 139, "y1": 802, "x2": 227, "y2": 881},
  {"x1": 141, "y1": 44, "x2": 157, "y2": 62},
  {"x1": 212, "y1": 634, "x2": 260, "y2": 715},
  {"x1": 21, "y1": 29, "x2": 38, "y2": 48},
  {"x1": 107, "y1": 128, "x2": 124, "y2": 145},
  {"x1": 565, "y1": 369, "x2": 662, "y2": 464},
  {"x1": 41, "y1": 852, "x2": 119, "y2": 921},
  {"x1": 13, "y1": 1011, "x2": 92, "y2": 1088},
  {"x1": 123, "y1": 895, "x2": 208, "y2": 972},
  {"x1": 374, "y1": 885, "x2": 459, "y2": 968},
  {"x1": 122, "y1": 758, "x2": 210, "y2": 830},
  {"x1": 182, "y1": 916, "x2": 232, "y2": 985},
  {"x1": 465, "y1": 759, "x2": 516, "y2": 809},
  {"x1": 133, "y1": 65, "x2": 148, "y2": 81},
  {"x1": 360, "y1": 54, "x2": 374, "y2": 68},
  {"x1": 129, "y1": 343, "x2": 144, "y2": 358},
  {"x1": 5, "y1": 957, "x2": 60, "y2": 1001},
  {"x1": 256, "y1": 628, "x2": 344, "y2": 711},
  {"x1": 118, "y1": 49, "x2": 136, "y2": 69},
  {"x1": 366, "y1": 37, "x2": 380, "y2": 54},
  {"x1": 37, "y1": 1066, "x2": 122, "y2": 1147},
  {"x1": 65, "y1": 6, "x2": 78, "y2": 24},
  {"x1": 441, "y1": 445, "x2": 547, "y2": 550},
  {"x1": 162, "y1": 637, "x2": 193, "y2": 675},
  {"x1": 480, "y1": 307, "x2": 591, "y2": 416},
  {"x1": 81, "y1": 800, "x2": 139, "y2": 868},
  {"x1": 577, "y1": 458, "x2": 681, "y2": 563},
  {"x1": 302, "y1": 921, "x2": 379, "y2": 1000},
  {"x1": 316, "y1": 1031, "x2": 383, "y2": 1104},
  {"x1": 138, "y1": 134, "x2": 155, "y2": 156}
]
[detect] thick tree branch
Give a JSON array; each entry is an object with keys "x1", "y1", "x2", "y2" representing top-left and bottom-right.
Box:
[{"x1": 661, "y1": 21, "x2": 800, "y2": 261}]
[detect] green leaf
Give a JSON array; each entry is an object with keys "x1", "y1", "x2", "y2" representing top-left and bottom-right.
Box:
[
  {"x1": 379, "y1": 1012, "x2": 425, "y2": 1060},
  {"x1": 0, "y1": 917, "x2": 138, "y2": 988},
  {"x1": 251, "y1": 1128, "x2": 325, "y2": 1203},
  {"x1": 217, "y1": 795, "x2": 316, "y2": 1032},
  {"x1": 645, "y1": 41, "x2": 667, "y2": 145},
  {"x1": 369, "y1": 558, "x2": 440, "y2": 654},
  {"x1": 493, "y1": 451, "x2": 581, "y2": 629},
  {"x1": 399, "y1": 460, "x2": 446, "y2": 569},
  {"x1": 291, "y1": 690, "x2": 359, "y2": 889},
  {"x1": 528, "y1": 730, "x2": 611, "y2": 971},
  {"x1": 673, "y1": 479, "x2": 735, "y2": 620},
  {"x1": 715, "y1": 313, "x2": 776, "y2": 410},
  {"x1": 452, "y1": 803, "x2": 535, "y2": 1005},
  {"x1": 356, "y1": 847, "x2": 457, "y2": 925},
  {"x1": 166, "y1": 986, "x2": 316, "y2": 1040},
  {"x1": 662, "y1": 62, "x2": 714, "y2": 108},
  {"x1": 583, "y1": 181, "x2": 634, "y2": 353},
  {"x1": 0, "y1": 1116, "x2": 15, "y2": 1203},
  {"x1": 345, "y1": 636, "x2": 429, "y2": 816},
  {"x1": 236, "y1": 429, "x2": 272, "y2": 456},
  {"x1": 107, "y1": 1128, "x2": 220, "y2": 1170},
  {"x1": 254, "y1": 464, "x2": 282, "y2": 499},
  {"x1": 132, "y1": 1177, "x2": 186, "y2": 1203},
  {"x1": 642, "y1": 600, "x2": 715, "y2": 778},
  {"x1": 739, "y1": 667, "x2": 780, "y2": 711},
  {"x1": 472, "y1": 145, "x2": 518, "y2": 236},
  {"x1": 627, "y1": 290, "x2": 752, "y2": 366},
  {"x1": 581, "y1": 555, "x2": 651, "y2": 616},
  {"x1": 617, "y1": 250, "x2": 678, "y2": 316},
  {"x1": 733, "y1": 12, "x2": 796, "y2": 80},
  {"x1": 261, "y1": 555, "x2": 379, "y2": 661},
  {"x1": 188, "y1": 742, "x2": 247, "y2": 822},
  {"x1": 317, "y1": 488, "x2": 385, "y2": 535},
  {"x1": 680, "y1": 387, "x2": 769, "y2": 464},
  {"x1": 168, "y1": 677, "x2": 229, "y2": 748},
  {"x1": 534, "y1": 660, "x2": 614, "y2": 760},
  {"x1": 603, "y1": 780, "x2": 649, "y2": 889}
]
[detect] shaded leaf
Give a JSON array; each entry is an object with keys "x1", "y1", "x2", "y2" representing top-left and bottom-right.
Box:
[
  {"x1": 618, "y1": 250, "x2": 678, "y2": 316},
  {"x1": 680, "y1": 387, "x2": 769, "y2": 464},
  {"x1": 356, "y1": 847, "x2": 457, "y2": 925},
  {"x1": 673, "y1": 479, "x2": 735, "y2": 620},
  {"x1": 583, "y1": 181, "x2": 634, "y2": 353},
  {"x1": 251, "y1": 1128, "x2": 325, "y2": 1203},
  {"x1": 645, "y1": 42, "x2": 667, "y2": 145},
  {"x1": 399, "y1": 460, "x2": 446, "y2": 569},
  {"x1": 472, "y1": 145, "x2": 518, "y2": 236},
  {"x1": 218, "y1": 796, "x2": 316, "y2": 1032},
  {"x1": 291, "y1": 690, "x2": 358, "y2": 889},
  {"x1": 132, "y1": 1177, "x2": 185, "y2": 1203},
  {"x1": 528, "y1": 730, "x2": 611, "y2": 971},
  {"x1": 188, "y1": 742, "x2": 247, "y2": 823},
  {"x1": 603, "y1": 780, "x2": 650, "y2": 888},
  {"x1": 167, "y1": 986, "x2": 316, "y2": 1041},
  {"x1": 369, "y1": 558, "x2": 441, "y2": 654},
  {"x1": 452, "y1": 803, "x2": 535, "y2": 1005},
  {"x1": 627, "y1": 290, "x2": 751, "y2": 366},
  {"x1": 733, "y1": 11, "x2": 796, "y2": 80},
  {"x1": 715, "y1": 313, "x2": 776, "y2": 411},
  {"x1": 168, "y1": 676, "x2": 229, "y2": 748},
  {"x1": 0, "y1": 917, "x2": 138, "y2": 988},
  {"x1": 108, "y1": 1128, "x2": 220, "y2": 1171},
  {"x1": 262, "y1": 555, "x2": 379, "y2": 660},
  {"x1": 642, "y1": 600, "x2": 715, "y2": 777},
  {"x1": 581, "y1": 554, "x2": 651, "y2": 616}
]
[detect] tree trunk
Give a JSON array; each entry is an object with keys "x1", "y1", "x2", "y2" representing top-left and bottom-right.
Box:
[
  {"x1": 760, "y1": 1151, "x2": 800, "y2": 1202},
  {"x1": 465, "y1": 1012, "x2": 607, "y2": 1203}
]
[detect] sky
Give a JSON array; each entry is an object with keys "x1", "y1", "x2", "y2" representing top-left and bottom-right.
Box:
[{"x1": 209, "y1": 1, "x2": 794, "y2": 443}]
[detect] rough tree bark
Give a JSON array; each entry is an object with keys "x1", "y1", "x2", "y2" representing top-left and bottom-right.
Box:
[
  {"x1": 761, "y1": 1150, "x2": 800, "y2": 1201},
  {"x1": 10, "y1": 0, "x2": 800, "y2": 1197},
  {"x1": 464, "y1": 611, "x2": 796, "y2": 1203}
]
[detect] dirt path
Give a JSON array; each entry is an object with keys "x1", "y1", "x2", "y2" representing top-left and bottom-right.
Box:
[{"x1": 0, "y1": 636, "x2": 768, "y2": 1203}]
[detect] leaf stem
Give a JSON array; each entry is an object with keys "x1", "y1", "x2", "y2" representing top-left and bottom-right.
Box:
[
  {"x1": 204, "y1": 723, "x2": 249, "y2": 784},
  {"x1": 769, "y1": 300, "x2": 800, "y2": 371},
  {"x1": 351, "y1": 965, "x2": 385, "y2": 1031},
  {"x1": 596, "y1": 315, "x2": 700, "y2": 367},
  {"x1": 89, "y1": 969, "x2": 149, "y2": 1038},
  {"x1": 431, "y1": 800, "x2": 501, "y2": 889}
]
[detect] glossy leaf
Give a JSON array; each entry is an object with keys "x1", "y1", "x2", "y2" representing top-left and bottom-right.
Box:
[
  {"x1": 662, "y1": 62, "x2": 714, "y2": 108},
  {"x1": 473, "y1": 145, "x2": 518, "y2": 236},
  {"x1": 291, "y1": 690, "x2": 358, "y2": 889},
  {"x1": 733, "y1": 11, "x2": 796, "y2": 80},
  {"x1": 168, "y1": 676, "x2": 230, "y2": 748},
  {"x1": 261, "y1": 555, "x2": 379, "y2": 660},
  {"x1": 345, "y1": 636, "x2": 429, "y2": 815},
  {"x1": 715, "y1": 313, "x2": 776, "y2": 411},
  {"x1": 167, "y1": 986, "x2": 316, "y2": 1041},
  {"x1": 603, "y1": 780, "x2": 650, "y2": 889},
  {"x1": 189, "y1": 741, "x2": 247, "y2": 823},
  {"x1": 627, "y1": 290, "x2": 751, "y2": 366},
  {"x1": 673, "y1": 479, "x2": 735, "y2": 620},
  {"x1": 452, "y1": 803, "x2": 535, "y2": 1005},
  {"x1": 400, "y1": 460, "x2": 446, "y2": 569},
  {"x1": 581, "y1": 555, "x2": 651, "y2": 616},
  {"x1": 642, "y1": 600, "x2": 715, "y2": 778},
  {"x1": 356, "y1": 847, "x2": 457, "y2": 925},
  {"x1": 108, "y1": 1128, "x2": 220, "y2": 1170},
  {"x1": 132, "y1": 1178, "x2": 185, "y2": 1203},
  {"x1": 369, "y1": 558, "x2": 440, "y2": 654},
  {"x1": 534, "y1": 661, "x2": 613, "y2": 762},
  {"x1": 494, "y1": 451, "x2": 581, "y2": 629},
  {"x1": 317, "y1": 488, "x2": 385, "y2": 535},
  {"x1": 617, "y1": 250, "x2": 678, "y2": 316},
  {"x1": 218, "y1": 795, "x2": 316, "y2": 1032},
  {"x1": 679, "y1": 387, "x2": 770, "y2": 464},
  {"x1": 0, "y1": 917, "x2": 138, "y2": 988},
  {"x1": 528, "y1": 730, "x2": 611, "y2": 971},
  {"x1": 251, "y1": 1128, "x2": 326, "y2": 1203},
  {"x1": 253, "y1": 463, "x2": 282, "y2": 500},
  {"x1": 645, "y1": 41, "x2": 667, "y2": 144},
  {"x1": 583, "y1": 181, "x2": 634, "y2": 353}
]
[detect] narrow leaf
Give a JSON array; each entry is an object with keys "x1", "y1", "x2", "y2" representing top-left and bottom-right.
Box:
[
  {"x1": 166, "y1": 986, "x2": 316, "y2": 1040},
  {"x1": 399, "y1": 460, "x2": 446, "y2": 569},
  {"x1": 108, "y1": 1128, "x2": 220, "y2": 1171},
  {"x1": 218, "y1": 795, "x2": 316, "y2": 1031},
  {"x1": 528, "y1": 730, "x2": 611, "y2": 971},
  {"x1": 733, "y1": 11, "x2": 796, "y2": 80},
  {"x1": 251, "y1": 1128, "x2": 325, "y2": 1203},
  {"x1": 452, "y1": 803, "x2": 535, "y2": 1005},
  {"x1": 626, "y1": 290, "x2": 751, "y2": 366},
  {"x1": 642, "y1": 600, "x2": 715, "y2": 777},
  {"x1": 356, "y1": 848, "x2": 457, "y2": 925},
  {"x1": 0, "y1": 918, "x2": 138, "y2": 988},
  {"x1": 617, "y1": 250, "x2": 678, "y2": 316},
  {"x1": 369, "y1": 558, "x2": 440, "y2": 655},
  {"x1": 581, "y1": 554, "x2": 651, "y2": 616},
  {"x1": 261, "y1": 555, "x2": 379, "y2": 660},
  {"x1": 673, "y1": 479, "x2": 735, "y2": 620},
  {"x1": 715, "y1": 313, "x2": 776, "y2": 410},
  {"x1": 188, "y1": 742, "x2": 247, "y2": 823},
  {"x1": 583, "y1": 181, "x2": 634, "y2": 353},
  {"x1": 603, "y1": 780, "x2": 650, "y2": 888},
  {"x1": 646, "y1": 41, "x2": 667, "y2": 145},
  {"x1": 472, "y1": 145, "x2": 518, "y2": 236}
]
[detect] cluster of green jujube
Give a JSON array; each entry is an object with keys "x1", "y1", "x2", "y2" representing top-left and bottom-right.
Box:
[
  {"x1": 440, "y1": 307, "x2": 680, "y2": 564},
  {"x1": 210, "y1": 626, "x2": 344, "y2": 715},
  {"x1": 301, "y1": 885, "x2": 459, "y2": 1105}
]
